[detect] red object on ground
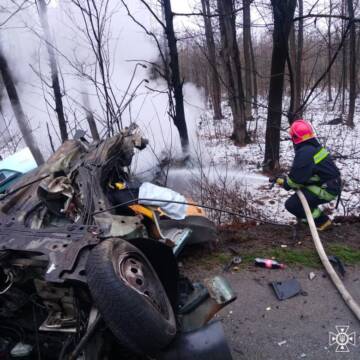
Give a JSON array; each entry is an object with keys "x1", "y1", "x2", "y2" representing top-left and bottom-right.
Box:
[
  {"x1": 255, "y1": 258, "x2": 285, "y2": 269},
  {"x1": 289, "y1": 119, "x2": 316, "y2": 144}
]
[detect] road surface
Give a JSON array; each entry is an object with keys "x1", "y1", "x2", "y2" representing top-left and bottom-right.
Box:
[{"x1": 213, "y1": 267, "x2": 360, "y2": 359}]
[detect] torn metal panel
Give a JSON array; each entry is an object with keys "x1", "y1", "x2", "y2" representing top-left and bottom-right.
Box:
[
  {"x1": 180, "y1": 276, "x2": 236, "y2": 332},
  {"x1": 0, "y1": 222, "x2": 100, "y2": 283},
  {"x1": 159, "y1": 321, "x2": 233, "y2": 360},
  {"x1": 205, "y1": 276, "x2": 236, "y2": 305},
  {"x1": 94, "y1": 214, "x2": 145, "y2": 239}
]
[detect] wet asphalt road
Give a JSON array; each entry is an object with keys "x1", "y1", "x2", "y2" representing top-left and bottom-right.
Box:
[{"x1": 215, "y1": 267, "x2": 360, "y2": 360}]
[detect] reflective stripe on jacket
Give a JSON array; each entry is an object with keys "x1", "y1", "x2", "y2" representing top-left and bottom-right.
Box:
[{"x1": 284, "y1": 138, "x2": 341, "y2": 198}]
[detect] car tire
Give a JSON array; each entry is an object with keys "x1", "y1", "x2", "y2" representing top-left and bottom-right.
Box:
[{"x1": 86, "y1": 238, "x2": 176, "y2": 355}]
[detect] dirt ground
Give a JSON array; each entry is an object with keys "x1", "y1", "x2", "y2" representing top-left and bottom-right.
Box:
[
  {"x1": 217, "y1": 220, "x2": 360, "y2": 251},
  {"x1": 180, "y1": 222, "x2": 360, "y2": 360}
]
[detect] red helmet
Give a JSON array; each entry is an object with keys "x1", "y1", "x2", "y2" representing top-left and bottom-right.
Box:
[{"x1": 289, "y1": 119, "x2": 316, "y2": 144}]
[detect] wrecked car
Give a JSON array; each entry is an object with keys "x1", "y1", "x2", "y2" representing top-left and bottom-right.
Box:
[{"x1": 0, "y1": 126, "x2": 235, "y2": 359}]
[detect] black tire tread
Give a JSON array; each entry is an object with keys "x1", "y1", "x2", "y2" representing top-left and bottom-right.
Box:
[{"x1": 86, "y1": 239, "x2": 176, "y2": 355}]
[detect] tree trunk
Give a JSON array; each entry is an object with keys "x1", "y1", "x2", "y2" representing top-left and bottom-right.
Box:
[
  {"x1": 242, "y1": 0, "x2": 252, "y2": 121},
  {"x1": 217, "y1": 0, "x2": 248, "y2": 146},
  {"x1": 249, "y1": 30, "x2": 258, "y2": 109},
  {"x1": 37, "y1": 0, "x2": 68, "y2": 142},
  {"x1": 201, "y1": 0, "x2": 223, "y2": 120},
  {"x1": 294, "y1": 0, "x2": 303, "y2": 116},
  {"x1": 288, "y1": 24, "x2": 296, "y2": 119},
  {"x1": 162, "y1": 0, "x2": 189, "y2": 153},
  {"x1": 0, "y1": 48, "x2": 44, "y2": 165},
  {"x1": 347, "y1": 0, "x2": 356, "y2": 127},
  {"x1": 341, "y1": 0, "x2": 347, "y2": 115},
  {"x1": 263, "y1": 0, "x2": 297, "y2": 171},
  {"x1": 327, "y1": 0, "x2": 333, "y2": 102}
]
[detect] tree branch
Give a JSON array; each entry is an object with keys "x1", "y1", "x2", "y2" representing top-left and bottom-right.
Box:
[{"x1": 294, "y1": 13, "x2": 360, "y2": 22}]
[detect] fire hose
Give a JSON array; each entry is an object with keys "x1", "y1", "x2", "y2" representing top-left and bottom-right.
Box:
[{"x1": 297, "y1": 189, "x2": 360, "y2": 321}]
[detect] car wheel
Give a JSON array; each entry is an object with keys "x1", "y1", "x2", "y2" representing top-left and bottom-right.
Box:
[{"x1": 86, "y1": 238, "x2": 176, "y2": 355}]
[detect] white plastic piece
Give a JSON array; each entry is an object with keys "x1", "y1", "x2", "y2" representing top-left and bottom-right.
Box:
[
  {"x1": 139, "y1": 182, "x2": 188, "y2": 220},
  {"x1": 309, "y1": 272, "x2": 316, "y2": 280}
]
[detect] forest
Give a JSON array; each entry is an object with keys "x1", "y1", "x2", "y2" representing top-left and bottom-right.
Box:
[{"x1": 0, "y1": 0, "x2": 359, "y2": 221}]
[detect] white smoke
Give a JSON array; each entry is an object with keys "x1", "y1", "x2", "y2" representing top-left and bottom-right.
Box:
[{"x1": 0, "y1": 0, "x2": 206, "y2": 169}]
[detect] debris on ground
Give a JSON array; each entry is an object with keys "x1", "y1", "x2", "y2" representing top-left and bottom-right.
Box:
[
  {"x1": 255, "y1": 258, "x2": 285, "y2": 269},
  {"x1": 328, "y1": 255, "x2": 346, "y2": 277},
  {"x1": 309, "y1": 272, "x2": 316, "y2": 280},
  {"x1": 271, "y1": 279, "x2": 302, "y2": 301},
  {"x1": 223, "y1": 256, "x2": 242, "y2": 272}
]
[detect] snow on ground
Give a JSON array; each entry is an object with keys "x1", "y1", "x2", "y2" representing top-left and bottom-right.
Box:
[{"x1": 182, "y1": 94, "x2": 360, "y2": 224}]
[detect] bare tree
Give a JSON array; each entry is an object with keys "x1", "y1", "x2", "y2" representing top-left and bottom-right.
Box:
[
  {"x1": 341, "y1": 0, "x2": 348, "y2": 115},
  {"x1": 294, "y1": 0, "x2": 303, "y2": 115},
  {"x1": 201, "y1": 0, "x2": 223, "y2": 120},
  {"x1": 0, "y1": 45, "x2": 44, "y2": 165},
  {"x1": 70, "y1": 0, "x2": 121, "y2": 135},
  {"x1": 217, "y1": 0, "x2": 248, "y2": 146},
  {"x1": 37, "y1": 0, "x2": 68, "y2": 142},
  {"x1": 347, "y1": 0, "x2": 356, "y2": 127},
  {"x1": 327, "y1": 0, "x2": 333, "y2": 102},
  {"x1": 242, "y1": 0, "x2": 253, "y2": 121},
  {"x1": 162, "y1": 0, "x2": 189, "y2": 153},
  {"x1": 121, "y1": 0, "x2": 190, "y2": 153},
  {"x1": 248, "y1": 2, "x2": 258, "y2": 109},
  {"x1": 288, "y1": 23, "x2": 296, "y2": 119},
  {"x1": 264, "y1": 0, "x2": 296, "y2": 171}
]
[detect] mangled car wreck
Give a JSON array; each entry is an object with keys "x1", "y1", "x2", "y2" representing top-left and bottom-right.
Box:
[{"x1": 0, "y1": 126, "x2": 235, "y2": 359}]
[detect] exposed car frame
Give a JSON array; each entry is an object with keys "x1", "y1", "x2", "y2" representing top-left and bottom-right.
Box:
[{"x1": 0, "y1": 127, "x2": 235, "y2": 359}]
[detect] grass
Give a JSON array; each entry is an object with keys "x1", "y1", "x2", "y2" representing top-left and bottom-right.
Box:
[
  {"x1": 240, "y1": 248, "x2": 321, "y2": 268},
  {"x1": 191, "y1": 243, "x2": 360, "y2": 269},
  {"x1": 327, "y1": 244, "x2": 360, "y2": 264}
]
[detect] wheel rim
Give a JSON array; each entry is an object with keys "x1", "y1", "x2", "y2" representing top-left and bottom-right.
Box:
[{"x1": 117, "y1": 252, "x2": 171, "y2": 320}]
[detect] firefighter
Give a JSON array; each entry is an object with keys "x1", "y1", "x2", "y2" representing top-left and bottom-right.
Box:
[{"x1": 274, "y1": 119, "x2": 341, "y2": 231}]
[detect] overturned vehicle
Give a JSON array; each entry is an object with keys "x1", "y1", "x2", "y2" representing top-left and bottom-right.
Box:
[{"x1": 0, "y1": 127, "x2": 235, "y2": 360}]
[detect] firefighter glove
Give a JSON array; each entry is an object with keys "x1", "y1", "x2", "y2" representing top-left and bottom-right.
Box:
[{"x1": 275, "y1": 176, "x2": 285, "y2": 186}]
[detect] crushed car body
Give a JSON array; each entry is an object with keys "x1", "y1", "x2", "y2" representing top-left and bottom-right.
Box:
[{"x1": 0, "y1": 126, "x2": 235, "y2": 359}]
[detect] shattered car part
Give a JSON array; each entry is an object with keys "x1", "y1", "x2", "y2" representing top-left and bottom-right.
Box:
[
  {"x1": 159, "y1": 321, "x2": 233, "y2": 360},
  {"x1": 223, "y1": 256, "x2": 242, "y2": 272},
  {"x1": 0, "y1": 222, "x2": 100, "y2": 283},
  {"x1": 0, "y1": 127, "x2": 235, "y2": 359},
  {"x1": 94, "y1": 213, "x2": 145, "y2": 239},
  {"x1": 180, "y1": 276, "x2": 236, "y2": 332},
  {"x1": 159, "y1": 215, "x2": 217, "y2": 245},
  {"x1": 271, "y1": 279, "x2": 302, "y2": 300},
  {"x1": 328, "y1": 255, "x2": 346, "y2": 277}
]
